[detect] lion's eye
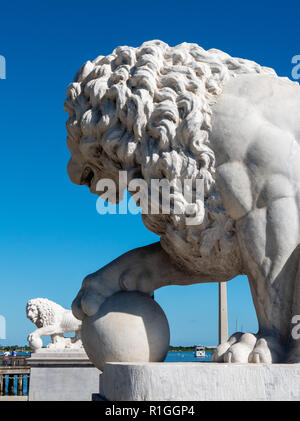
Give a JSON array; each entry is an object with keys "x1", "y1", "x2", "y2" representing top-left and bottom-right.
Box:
[{"x1": 81, "y1": 166, "x2": 94, "y2": 187}]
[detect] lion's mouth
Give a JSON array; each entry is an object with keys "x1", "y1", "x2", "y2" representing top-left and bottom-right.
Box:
[{"x1": 80, "y1": 166, "x2": 95, "y2": 188}]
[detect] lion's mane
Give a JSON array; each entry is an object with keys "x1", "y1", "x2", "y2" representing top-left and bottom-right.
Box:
[
  {"x1": 26, "y1": 298, "x2": 65, "y2": 328},
  {"x1": 65, "y1": 40, "x2": 277, "y2": 276}
]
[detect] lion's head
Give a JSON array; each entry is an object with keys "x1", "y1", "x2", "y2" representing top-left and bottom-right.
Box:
[
  {"x1": 64, "y1": 40, "x2": 276, "y2": 277},
  {"x1": 26, "y1": 298, "x2": 65, "y2": 328}
]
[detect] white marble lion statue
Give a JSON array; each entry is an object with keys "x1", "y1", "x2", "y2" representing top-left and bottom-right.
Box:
[
  {"x1": 26, "y1": 298, "x2": 83, "y2": 350},
  {"x1": 65, "y1": 40, "x2": 300, "y2": 363}
]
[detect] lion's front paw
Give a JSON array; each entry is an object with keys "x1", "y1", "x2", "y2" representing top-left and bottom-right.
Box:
[
  {"x1": 212, "y1": 333, "x2": 283, "y2": 363},
  {"x1": 212, "y1": 332, "x2": 244, "y2": 362},
  {"x1": 72, "y1": 273, "x2": 117, "y2": 320},
  {"x1": 248, "y1": 337, "x2": 282, "y2": 363}
]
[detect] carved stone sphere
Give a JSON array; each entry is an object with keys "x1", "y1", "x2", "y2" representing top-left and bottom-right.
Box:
[
  {"x1": 81, "y1": 291, "x2": 170, "y2": 371},
  {"x1": 29, "y1": 334, "x2": 43, "y2": 350}
]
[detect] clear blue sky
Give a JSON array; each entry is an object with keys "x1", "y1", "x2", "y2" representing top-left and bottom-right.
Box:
[{"x1": 0, "y1": 0, "x2": 299, "y2": 347}]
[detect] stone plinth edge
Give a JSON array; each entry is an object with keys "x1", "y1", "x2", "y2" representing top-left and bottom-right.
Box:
[
  {"x1": 100, "y1": 362, "x2": 300, "y2": 401},
  {"x1": 28, "y1": 351, "x2": 93, "y2": 367}
]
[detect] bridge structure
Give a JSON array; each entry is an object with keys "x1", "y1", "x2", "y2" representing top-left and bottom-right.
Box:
[{"x1": 0, "y1": 356, "x2": 30, "y2": 401}]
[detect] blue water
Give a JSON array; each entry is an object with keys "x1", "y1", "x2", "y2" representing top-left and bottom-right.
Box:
[{"x1": 165, "y1": 351, "x2": 212, "y2": 362}]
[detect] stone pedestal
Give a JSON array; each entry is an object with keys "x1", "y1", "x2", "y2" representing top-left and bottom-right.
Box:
[
  {"x1": 96, "y1": 362, "x2": 300, "y2": 401},
  {"x1": 28, "y1": 350, "x2": 101, "y2": 401}
]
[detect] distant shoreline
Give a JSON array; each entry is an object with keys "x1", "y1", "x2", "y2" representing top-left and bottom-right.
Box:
[
  {"x1": 169, "y1": 346, "x2": 216, "y2": 352},
  {"x1": 0, "y1": 345, "x2": 216, "y2": 353},
  {"x1": 0, "y1": 346, "x2": 31, "y2": 353}
]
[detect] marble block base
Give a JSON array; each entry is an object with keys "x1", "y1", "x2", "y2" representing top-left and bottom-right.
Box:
[
  {"x1": 28, "y1": 351, "x2": 101, "y2": 401},
  {"x1": 98, "y1": 362, "x2": 300, "y2": 401}
]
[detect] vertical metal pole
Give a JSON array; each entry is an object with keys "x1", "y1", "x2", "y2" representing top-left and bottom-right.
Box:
[
  {"x1": 218, "y1": 282, "x2": 228, "y2": 344},
  {"x1": 3, "y1": 375, "x2": 7, "y2": 395},
  {"x1": 27, "y1": 373, "x2": 30, "y2": 396},
  {"x1": 8, "y1": 375, "x2": 14, "y2": 395},
  {"x1": 17, "y1": 374, "x2": 23, "y2": 395}
]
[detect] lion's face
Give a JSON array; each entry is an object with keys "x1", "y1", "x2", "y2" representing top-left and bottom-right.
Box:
[
  {"x1": 26, "y1": 304, "x2": 39, "y2": 325},
  {"x1": 67, "y1": 148, "x2": 124, "y2": 200},
  {"x1": 26, "y1": 298, "x2": 57, "y2": 328}
]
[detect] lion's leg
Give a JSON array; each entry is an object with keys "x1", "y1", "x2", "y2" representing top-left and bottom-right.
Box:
[
  {"x1": 74, "y1": 330, "x2": 81, "y2": 340},
  {"x1": 215, "y1": 197, "x2": 300, "y2": 363},
  {"x1": 28, "y1": 326, "x2": 64, "y2": 348},
  {"x1": 31, "y1": 326, "x2": 63, "y2": 337},
  {"x1": 72, "y1": 241, "x2": 210, "y2": 320},
  {"x1": 239, "y1": 199, "x2": 299, "y2": 328}
]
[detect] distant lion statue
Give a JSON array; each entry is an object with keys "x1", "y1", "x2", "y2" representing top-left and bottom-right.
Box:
[
  {"x1": 65, "y1": 40, "x2": 300, "y2": 363},
  {"x1": 26, "y1": 298, "x2": 83, "y2": 350}
]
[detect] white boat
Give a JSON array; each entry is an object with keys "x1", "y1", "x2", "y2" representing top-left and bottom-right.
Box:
[{"x1": 194, "y1": 345, "x2": 206, "y2": 358}]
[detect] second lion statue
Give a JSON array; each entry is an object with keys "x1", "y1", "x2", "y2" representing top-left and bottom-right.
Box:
[
  {"x1": 65, "y1": 40, "x2": 300, "y2": 363},
  {"x1": 27, "y1": 298, "x2": 83, "y2": 350}
]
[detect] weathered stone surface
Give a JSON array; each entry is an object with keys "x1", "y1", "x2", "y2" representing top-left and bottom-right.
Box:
[
  {"x1": 65, "y1": 40, "x2": 300, "y2": 364},
  {"x1": 100, "y1": 362, "x2": 300, "y2": 401}
]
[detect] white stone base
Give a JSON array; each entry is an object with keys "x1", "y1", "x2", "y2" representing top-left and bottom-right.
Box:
[
  {"x1": 28, "y1": 351, "x2": 101, "y2": 401},
  {"x1": 99, "y1": 362, "x2": 300, "y2": 401}
]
